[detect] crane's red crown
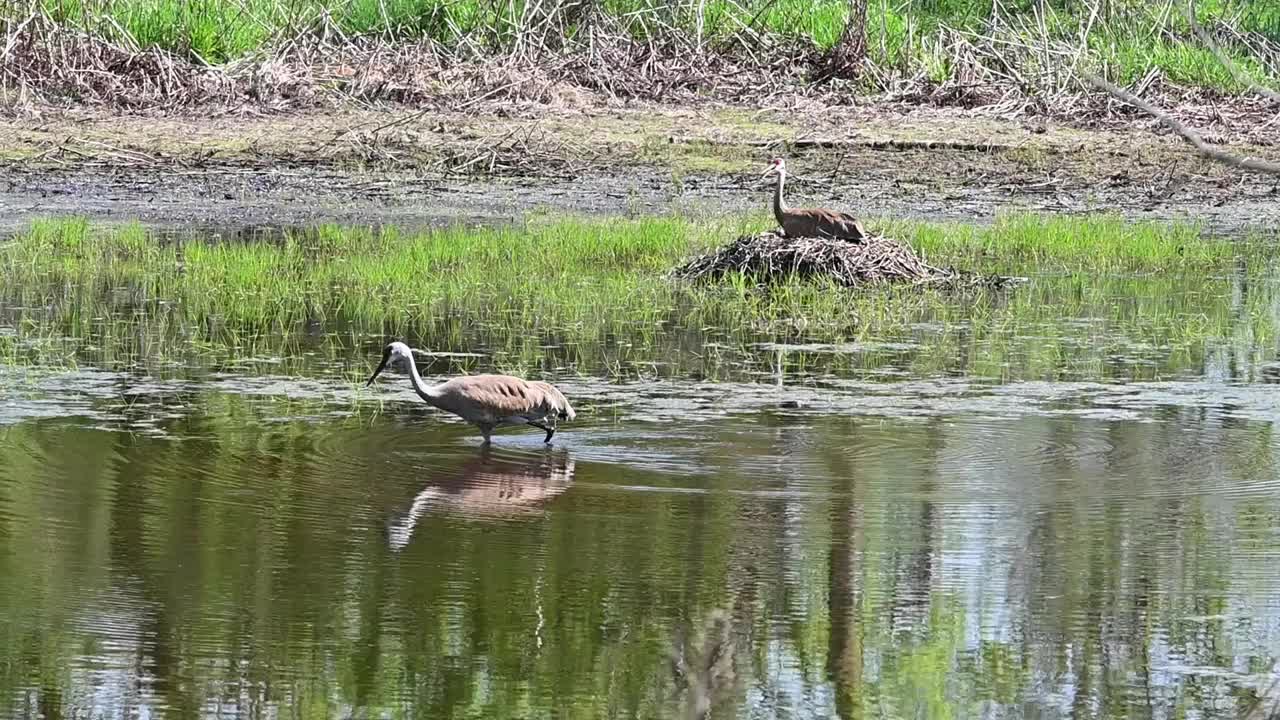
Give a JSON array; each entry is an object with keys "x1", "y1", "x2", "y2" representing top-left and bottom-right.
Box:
[{"x1": 762, "y1": 157, "x2": 786, "y2": 178}]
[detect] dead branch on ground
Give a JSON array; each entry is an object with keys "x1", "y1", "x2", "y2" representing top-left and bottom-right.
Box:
[{"x1": 1081, "y1": 69, "x2": 1280, "y2": 175}]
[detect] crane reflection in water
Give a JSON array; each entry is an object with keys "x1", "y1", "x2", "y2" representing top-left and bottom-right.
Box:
[{"x1": 386, "y1": 446, "x2": 576, "y2": 552}]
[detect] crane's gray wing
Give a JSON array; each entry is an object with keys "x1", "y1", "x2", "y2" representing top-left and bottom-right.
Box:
[
  {"x1": 441, "y1": 375, "x2": 543, "y2": 416},
  {"x1": 527, "y1": 381, "x2": 575, "y2": 420}
]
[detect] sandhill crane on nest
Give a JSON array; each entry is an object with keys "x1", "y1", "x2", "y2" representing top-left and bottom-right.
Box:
[
  {"x1": 366, "y1": 342, "x2": 576, "y2": 444},
  {"x1": 761, "y1": 158, "x2": 868, "y2": 241}
]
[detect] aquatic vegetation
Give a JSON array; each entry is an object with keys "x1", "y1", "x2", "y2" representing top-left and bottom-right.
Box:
[
  {"x1": 890, "y1": 213, "x2": 1265, "y2": 273},
  {"x1": 0, "y1": 213, "x2": 1275, "y2": 383},
  {"x1": 4, "y1": 211, "x2": 1280, "y2": 719}
]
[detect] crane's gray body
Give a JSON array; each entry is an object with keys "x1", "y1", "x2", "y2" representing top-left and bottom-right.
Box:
[{"x1": 367, "y1": 342, "x2": 575, "y2": 443}]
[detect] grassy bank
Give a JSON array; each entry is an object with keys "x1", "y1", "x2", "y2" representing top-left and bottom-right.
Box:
[
  {"x1": 0, "y1": 214, "x2": 1274, "y2": 381},
  {"x1": 7, "y1": 0, "x2": 1279, "y2": 107}
]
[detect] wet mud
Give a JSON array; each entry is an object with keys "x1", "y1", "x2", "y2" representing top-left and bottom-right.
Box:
[{"x1": 2, "y1": 106, "x2": 1277, "y2": 235}]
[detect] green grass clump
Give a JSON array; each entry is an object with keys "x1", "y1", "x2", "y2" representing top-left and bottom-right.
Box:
[
  {"x1": 1092, "y1": 32, "x2": 1274, "y2": 92},
  {"x1": 896, "y1": 213, "x2": 1244, "y2": 272}
]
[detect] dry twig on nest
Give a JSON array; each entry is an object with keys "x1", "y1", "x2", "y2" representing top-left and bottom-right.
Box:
[{"x1": 675, "y1": 231, "x2": 1007, "y2": 288}]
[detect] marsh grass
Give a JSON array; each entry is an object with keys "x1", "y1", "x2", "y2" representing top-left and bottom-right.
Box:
[
  {"x1": 0, "y1": 213, "x2": 1274, "y2": 381},
  {"x1": 895, "y1": 213, "x2": 1255, "y2": 272}
]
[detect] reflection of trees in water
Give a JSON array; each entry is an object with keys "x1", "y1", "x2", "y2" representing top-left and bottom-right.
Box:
[
  {"x1": 808, "y1": 414, "x2": 1280, "y2": 720},
  {"x1": 387, "y1": 447, "x2": 576, "y2": 552},
  {"x1": 827, "y1": 486, "x2": 864, "y2": 720},
  {"x1": 822, "y1": 418, "x2": 943, "y2": 720},
  {"x1": 668, "y1": 608, "x2": 736, "y2": 720},
  {"x1": 107, "y1": 430, "x2": 198, "y2": 718},
  {"x1": 826, "y1": 435, "x2": 864, "y2": 720},
  {"x1": 8, "y1": 405, "x2": 1280, "y2": 719}
]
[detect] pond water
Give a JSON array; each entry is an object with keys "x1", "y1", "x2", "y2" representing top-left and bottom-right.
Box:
[{"x1": 2, "y1": 230, "x2": 1280, "y2": 718}]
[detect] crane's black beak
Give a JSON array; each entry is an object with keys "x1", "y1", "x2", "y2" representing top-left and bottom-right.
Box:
[
  {"x1": 366, "y1": 347, "x2": 392, "y2": 387},
  {"x1": 760, "y1": 166, "x2": 776, "y2": 178}
]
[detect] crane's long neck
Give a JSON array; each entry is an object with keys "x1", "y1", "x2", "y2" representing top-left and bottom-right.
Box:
[
  {"x1": 773, "y1": 170, "x2": 789, "y2": 223},
  {"x1": 403, "y1": 353, "x2": 443, "y2": 406}
]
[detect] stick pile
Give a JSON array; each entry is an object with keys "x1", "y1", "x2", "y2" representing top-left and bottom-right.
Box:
[
  {"x1": 677, "y1": 232, "x2": 966, "y2": 287},
  {"x1": 1, "y1": 13, "x2": 232, "y2": 109}
]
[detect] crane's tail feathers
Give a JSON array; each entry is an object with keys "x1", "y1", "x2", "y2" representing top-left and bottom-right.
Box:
[
  {"x1": 556, "y1": 395, "x2": 575, "y2": 421},
  {"x1": 532, "y1": 381, "x2": 575, "y2": 421}
]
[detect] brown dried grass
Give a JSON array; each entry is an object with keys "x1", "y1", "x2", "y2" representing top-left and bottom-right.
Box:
[
  {"x1": 1, "y1": 4, "x2": 1276, "y2": 146},
  {"x1": 0, "y1": 8, "x2": 823, "y2": 113},
  {"x1": 1, "y1": 13, "x2": 234, "y2": 110}
]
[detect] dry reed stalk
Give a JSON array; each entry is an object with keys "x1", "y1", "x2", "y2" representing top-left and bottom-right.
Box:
[{"x1": 1, "y1": 0, "x2": 1277, "y2": 133}]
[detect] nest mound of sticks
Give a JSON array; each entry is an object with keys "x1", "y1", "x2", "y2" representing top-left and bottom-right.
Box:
[{"x1": 677, "y1": 232, "x2": 981, "y2": 287}]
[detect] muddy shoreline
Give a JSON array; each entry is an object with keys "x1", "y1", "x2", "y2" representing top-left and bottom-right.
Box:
[{"x1": 2, "y1": 105, "x2": 1277, "y2": 235}]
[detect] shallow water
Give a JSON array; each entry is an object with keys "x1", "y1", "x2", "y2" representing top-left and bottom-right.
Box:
[{"x1": 3, "y1": 239, "x2": 1280, "y2": 718}]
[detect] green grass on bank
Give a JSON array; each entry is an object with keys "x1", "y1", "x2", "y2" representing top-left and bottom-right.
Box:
[
  {"x1": 0, "y1": 211, "x2": 1269, "y2": 331},
  {"x1": 1, "y1": 213, "x2": 1265, "y2": 317},
  {"x1": 893, "y1": 213, "x2": 1251, "y2": 270},
  {"x1": 2, "y1": 211, "x2": 1261, "y2": 290},
  {"x1": 0, "y1": 213, "x2": 1275, "y2": 381},
  {"x1": 27, "y1": 0, "x2": 1280, "y2": 94}
]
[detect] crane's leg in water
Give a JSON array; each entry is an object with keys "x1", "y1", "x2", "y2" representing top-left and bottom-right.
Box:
[
  {"x1": 527, "y1": 420, "x2": 555, "y2": 443},
  {"x1": 478, "y1": 423, "x2": 494, "y2": 444}
]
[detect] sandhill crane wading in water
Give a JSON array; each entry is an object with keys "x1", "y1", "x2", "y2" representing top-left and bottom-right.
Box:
[
  {"x1": 761, "y1": 158, "x2": 868, "y2": 241},
  {"x1": 366, "y1": 342, "x2": 576, "y2": 444}
]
